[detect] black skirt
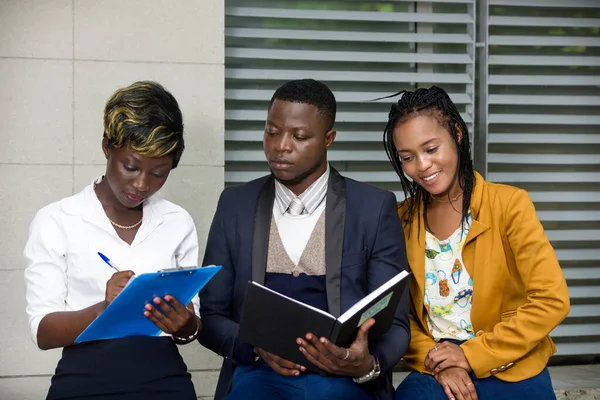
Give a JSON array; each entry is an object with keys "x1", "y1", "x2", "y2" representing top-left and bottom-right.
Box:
[{"x1": 47, "y1": 336, "x2": 196, "y2": 400}]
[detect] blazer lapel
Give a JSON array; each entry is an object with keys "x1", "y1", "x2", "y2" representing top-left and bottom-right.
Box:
[
  {"x1": 251, "y1": 176, "x2": 275, "y2": 285},
  {"x1": 325, "y1": 167, "x2": 346, "y2": 318}
]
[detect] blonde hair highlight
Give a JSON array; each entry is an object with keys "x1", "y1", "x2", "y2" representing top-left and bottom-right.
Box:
[{"x1": 103, "y1": 81, "x2": 184, "y2": 165}]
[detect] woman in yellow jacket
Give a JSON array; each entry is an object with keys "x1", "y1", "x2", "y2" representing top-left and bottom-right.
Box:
[{"x1": 382, "y1": 86, "x2": 570, "y2": 400}]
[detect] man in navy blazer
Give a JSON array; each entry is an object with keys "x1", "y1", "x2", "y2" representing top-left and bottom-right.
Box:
[{"x1": 200, "y1": 79, "x2": 410, "y2": 400}]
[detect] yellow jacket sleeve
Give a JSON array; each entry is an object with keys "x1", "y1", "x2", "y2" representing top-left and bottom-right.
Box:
[
  {"x1": 403, "y1": 313, "x2": 437, "y2": 374},
  {"x1": 461, "y1": 189, "x2": 570, "y2": 378}
]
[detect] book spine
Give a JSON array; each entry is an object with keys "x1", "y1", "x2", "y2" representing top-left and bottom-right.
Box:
[{"x1": 329, "y1": 320, "x2": 343, "y2": 344}]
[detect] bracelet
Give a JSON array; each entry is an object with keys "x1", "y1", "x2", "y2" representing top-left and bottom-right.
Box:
[
  {"x1": 353, "y1": 356, "x2": 381, "y2": 384},
  {"x1": 173, "y1": 316, "x2": 200, "y2": 343}
]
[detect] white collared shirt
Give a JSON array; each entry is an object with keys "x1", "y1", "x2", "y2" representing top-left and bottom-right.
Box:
[
  {"x1": 24, "y1": 177, "x2": 200, "y2": 346},
  {"x1": 272, "y1": 165, "x2": 329, "y2": 265}
]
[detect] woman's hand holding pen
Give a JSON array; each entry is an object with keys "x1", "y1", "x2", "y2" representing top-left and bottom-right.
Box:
[
  {"x1": 144, "y1": 295, "x2": 200, "y2": 341},
  {"x1": 104, "y1": 271, "x2": 135, "y2": 308}
]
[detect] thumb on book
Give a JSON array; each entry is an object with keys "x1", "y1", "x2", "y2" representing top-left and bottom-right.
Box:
[{"x1": 356, "y1": 318, "x2": 376, "y2": 342}]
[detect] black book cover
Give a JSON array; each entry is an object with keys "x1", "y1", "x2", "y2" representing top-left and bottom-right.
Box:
[
  {"x1": 238, "y1": 270, "x2": 410, "y2": 372},
  {"x1": 330, "y1": 271, "x2": 410, "y2": 348}
]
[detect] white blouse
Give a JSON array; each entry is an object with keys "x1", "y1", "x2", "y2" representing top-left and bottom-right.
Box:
[
  {"x1": 424, "y1": 212, "x2": 475, "y2": 341},
  {"x1": 24, "y1": 177, "x2": 200, "y2": 346}
]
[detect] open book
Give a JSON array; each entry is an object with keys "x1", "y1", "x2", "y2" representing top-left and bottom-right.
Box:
[{"x1": 238, "y1": 270, "x2": 410, "y2": 371}]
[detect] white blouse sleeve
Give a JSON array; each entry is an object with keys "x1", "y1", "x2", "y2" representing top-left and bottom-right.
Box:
[
  {"x1": 175, "y1": 211, "x2": 201, "y2": 317},
  {"x1": 24, "y1": 205, "x2": 68, "y2": 347}
]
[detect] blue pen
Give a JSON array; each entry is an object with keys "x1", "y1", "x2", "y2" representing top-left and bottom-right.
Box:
[{"x1": 98, "y1": 252, "x2": 122, "y2": 272}]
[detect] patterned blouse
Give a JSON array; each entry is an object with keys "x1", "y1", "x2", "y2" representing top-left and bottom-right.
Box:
[{"x1": 424, "y1": 212, "x2": 475, "y2": 341}]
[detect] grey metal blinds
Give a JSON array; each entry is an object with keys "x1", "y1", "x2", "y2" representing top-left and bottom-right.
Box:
[
  {"x1": 225, "y1": 0, "x2": 600, "y2": 357},
  {"x1": 481, "y1": 0, "x2": 600, "y2": 356},
  {"x1": 225, "y1": 0, "x2": 476, "y2": 190}
]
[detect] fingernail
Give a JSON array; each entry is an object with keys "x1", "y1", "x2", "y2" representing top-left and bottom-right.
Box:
[
  {"x1": 306, "y1": 334, "x2": 311, "y2": 340},
  {"x1": 144, "y1": 311, "x2": 150, "y2": 317},
  {"x1": 153, "y1": 298, "x2": 160, "y2": 304},
  {"x1": 320, "y1": 337, "x2": 325, "y2": 343},
  {"x1": 296, "y1": 339, "x2": 301, "y2": 345},
  {"x1": 145, "y1": 304, "x2": 152, "y2": 310}
]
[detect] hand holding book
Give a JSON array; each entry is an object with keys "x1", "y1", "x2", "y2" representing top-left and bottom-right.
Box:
[
  {"x1": 238, "y1": 270, "x2": 410, "y2": 372},
  {"x1": 297, "y1": 317, "x2": 376, "y2": 377},
  {"x1": 254, "y1": 347, "x2": 307, "y2": 377}
]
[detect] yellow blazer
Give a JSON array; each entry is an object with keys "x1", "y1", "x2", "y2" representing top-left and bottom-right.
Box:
[{"x1": 399, "y1": 172, "x2": 570, "y2": 381}]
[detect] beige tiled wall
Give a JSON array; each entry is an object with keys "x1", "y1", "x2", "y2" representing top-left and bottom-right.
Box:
[{"x1": 0, "y1": 1, "x2": 225, "y2": 398}]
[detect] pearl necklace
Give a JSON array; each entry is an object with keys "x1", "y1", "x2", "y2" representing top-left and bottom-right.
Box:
[{"x1": 93, "y1": 182, "x2": 143, "y2": 230}]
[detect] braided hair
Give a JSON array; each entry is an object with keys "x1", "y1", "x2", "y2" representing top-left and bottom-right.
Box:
[{"x1": 382, "y1": 86, "x2": 474, "y2": 237}]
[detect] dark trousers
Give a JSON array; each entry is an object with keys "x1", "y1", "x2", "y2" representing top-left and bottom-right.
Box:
[
  {"x1": 395, "y1": 367, "x2": 556, "y2": 400},
  {"x1": 226, "y1": 363, "x2": 374, "y2": 400}
]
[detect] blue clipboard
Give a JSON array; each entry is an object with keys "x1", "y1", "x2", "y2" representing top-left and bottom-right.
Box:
[{"x1": 75, "y1": 265, "x2": 221, "y2": 343}]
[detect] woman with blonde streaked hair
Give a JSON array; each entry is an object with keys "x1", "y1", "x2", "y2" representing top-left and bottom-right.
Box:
[{"x1": 25, "y1": 81, "x2": 199, "y2": 399}]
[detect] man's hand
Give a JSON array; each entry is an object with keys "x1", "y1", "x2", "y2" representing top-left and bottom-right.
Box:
[
  {"x1": 255, "y1": 348, "x2": 306, "y2": 377},
  {"x1": 104, "y1": 270, "x2": 134, "y2": 307},
  {"x1": 425, "y1": 341, "x2": 472, "y2": 374},
  {"x1": 434, "y1": 367, "x2": 478, "y2": 400},
  {"x1": 297, "y1": 318, "x2": 375, "y2": 377}
]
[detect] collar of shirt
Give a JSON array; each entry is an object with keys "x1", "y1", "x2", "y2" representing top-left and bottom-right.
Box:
[
  {"x1": 60, "y1": 177, "x2": 175, "y2": 247},
  {"x1": 274, "y1": 164, "x2": 330, "y2": 215}
]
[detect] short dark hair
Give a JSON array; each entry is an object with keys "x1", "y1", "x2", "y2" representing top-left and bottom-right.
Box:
[
  {"x1": 103, "y1": 81, "x2": 185, "y2": 168},
  {"x1": 269, "y1": 79, "x2": 337, "y2": 130}
]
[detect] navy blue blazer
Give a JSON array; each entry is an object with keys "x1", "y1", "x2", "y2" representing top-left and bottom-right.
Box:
[{"x1": 200, "y1": 167, "x2": 410, "y2": 400}]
